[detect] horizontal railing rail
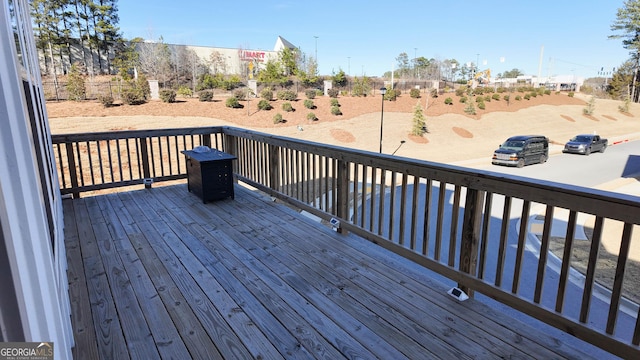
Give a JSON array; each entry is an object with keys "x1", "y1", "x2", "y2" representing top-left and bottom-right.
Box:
[{"x1": 53, "y1": 126, "x2": 640, "y2": 358}]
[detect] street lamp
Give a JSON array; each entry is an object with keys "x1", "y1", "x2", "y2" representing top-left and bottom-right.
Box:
[{"x1": 379, "y1": 87, "x2": 387, "y2": 153}]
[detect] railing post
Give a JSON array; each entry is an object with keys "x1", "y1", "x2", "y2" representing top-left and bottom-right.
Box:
[
  {"x1": 65, "y1": 142, "x2": 80, "y2": 198},
  {"x1": 458, "y1": 188, "x2": 485, "y2": 297},
  {"x1": 202, "y1": 134, "x2": 212, "y2": 148},
  {"x1": 336, "y1": 159, "x2": 349, "y2": 234},
  {"x1": 268, "y1": 144, "x2": 280, "y2": 191},
  {"x1": 223, "y1": 134, "x2": 238, "y2": 183},
  {"x1": 139, "y1": 137, "x2": 152, "y2": 188}
]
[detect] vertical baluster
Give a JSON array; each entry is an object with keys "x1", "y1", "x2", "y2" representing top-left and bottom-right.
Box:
[
  {"x1": 434, "y1": 182, "x2": 446, "y2": 262},
  {"x1": 398, "y1": 173, "x2": 408, "y2": 246},
  {"x1": 422, "y1": 179, "x2": 432, "y2": 256},
  {"x1": 388, "y1": 171, "x2": 396, "y2": 241},
  {"x1": 448, "y1": 185, "x2": 462, "y2": 267},
  {"x1": 580, "y1": 216, "x2": 603, "y2": 323},
  {"x1": 606, "y1": 223, "x2": 634, "y2": 334},
  {"x1": 478, "y1": 192, "x2": 493, "y2": 280},
  {"x1": 378, "y1": 169, "x2": 386, "y2": 236},
  {"x1": 512, "y1": 200, "x2": 531, "y2": 294},
  {"x1": 410, "y1": 176, "x2": 420, "y2": 251},
  {"x1": 555, "y1": 210, "x2": 577, "y2": 311},
  {"x1": 369, "y1": 167, "x2": 377, "y2": 233},
  {"x1": 534, "y1": 205, "x2": 555, "y2": 303},
  {"x1": 495, "y1": 196, "x2": 512, "y2": 287}
]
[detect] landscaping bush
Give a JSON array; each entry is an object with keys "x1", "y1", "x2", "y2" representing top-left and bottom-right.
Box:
[
  {"x1": 327, "y1": 88, "x2": 339, "y2": 98},
  {"x1": 257, "y1": 99, "x2": 272, "y2": 110},
  {"x1": 233, "y1": 89, "x2": 246, "y2": 101},
  {"x1": 331, "y1": 105, "x2": 342, "y2": 116},
  {"x1": 159, "y1": 89, "x2": 177, "y2": 103},
  {"x1": 444, "y1": 97, "x2": 453, "y2": 105},
  {"x1": 330, "y1": 98, "x2": 339, "y2": 107},
  {"x1": 315, "y1": 89, "x2": 323, "y2": 97},
  {"x1": 273, "y1": 113, "x2": 283, "y2": 124},
  {"x1": 304, "y1": 99, "x2": 315, "y2": 109},
  {"x1": 384, "y1": 88, "x2": 399, "y2": 101},
  {"x1": 260, "y1": 88, "x2": 273, "y2": 101},
  {"x1": 455, "y1": 88, "x2": 466, "y2": 97},
  {"x1": 515, "y1": 95, "x2": 522, "y2": 101},
  {"x1": 524, "y1": 94, "x2": 531, "y2": 100},
  {"x1": 478, "y1": 102, "x2": 486, "y2": 110},
  {"x1": 503, "y1": 95, "x2": 510, "y2": 102},
  {"x1": 544, "y1": 89, "x2": 551, "y2": 95},
  {"x1": 473, "y1": 87, "x2": 485, "y2": 95},
  {"x1": 177, "y1": 86, "x2": 193, "y2": 98},
  {"x1": 121, "y1": 88, "x2": 144, "y2": 105},
  {"x1": 306, "y1": 112, "x2": 317, "y2": 121},
  {"x1": 484, "y1": 95, "x2": 491, "y2": 102},
  {"x1": 225, "y1": 96, "x2": 241, "y2": 108},
  {"x1": 410, "y1": 88, "x2": 421, "y2": 98},
  {"x1": 98, "y1": 95, "x2": 114, "y2": 107},
  {"x1": 277, "y1": 90, "x2": 297, "y2": 101},
  {"x1": 459, "y1": 96, "x2": 467, "y2": 103},
  {"x1": 497, "y1": 87, "x2": 507, "y2": 93},
  {"x1": 492, "y1": 93, "x2": 500, "y2": 101},
  {"x1": 430, "y1": 88, "x2": 438, "y2": 98},
  {"x1": 530, "y1": 92, "x2": 538, "y2": 98},
  {"x1": 66, "y1": 64, "x2": 86, "y2": 101},
  {"x1": 282, "y1": 102, "x2": 294, "y2": 112},
  {"x1": 305, "y1": 89, "x2": 316, "y2": 99},
  {"x1": 476, "y1": 96, "x2": 484, "y2": 103},
  {"x1": 199, "y1": 90, "x2": 213, "y2": 102},
  {"x1": 568, "y1": 91, "x2": 575, "y2": 97}
]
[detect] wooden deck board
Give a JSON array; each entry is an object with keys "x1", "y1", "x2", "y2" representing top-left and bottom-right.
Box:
[{"x1": 64, "y1": 183, "x2": 600, "y2": 360}]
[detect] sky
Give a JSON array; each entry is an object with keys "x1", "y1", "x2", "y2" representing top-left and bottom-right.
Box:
[{"x1": 117, "y1": 1, "x2": 631, "y2": 79}]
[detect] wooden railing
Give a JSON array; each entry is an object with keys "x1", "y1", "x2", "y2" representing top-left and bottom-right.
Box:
[{"x1": 52, "y1": 126, "x2": 640, "y2": 358}]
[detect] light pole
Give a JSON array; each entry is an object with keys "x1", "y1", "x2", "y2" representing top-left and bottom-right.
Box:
[
  {"x1": 379, "y1": 87, "x2": 387, "y2": 153},
  {"x1": 314, "y1": 36, "x2": 318, "y2": 62},
  {"x1": 414, "y1": 47, "x2": 417, "y2": 79}
]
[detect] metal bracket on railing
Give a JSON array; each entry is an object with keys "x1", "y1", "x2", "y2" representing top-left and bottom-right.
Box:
[{"x1": 143, "y1": 178, "x2": 154, "y2": 189}]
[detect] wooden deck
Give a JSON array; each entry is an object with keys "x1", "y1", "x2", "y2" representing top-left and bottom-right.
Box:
[{"x1": 64, "y1": 182, "x2": 600, "y2": 359}]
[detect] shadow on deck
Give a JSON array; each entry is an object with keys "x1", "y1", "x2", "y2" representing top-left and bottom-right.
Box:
[{"x1": 64, "y1": 182, "x2": 598, "y2": 359}]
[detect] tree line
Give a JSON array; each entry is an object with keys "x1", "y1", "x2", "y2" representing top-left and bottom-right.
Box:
[{"x1": 30, "y1": 0, "x2": 121, "y2": 76}]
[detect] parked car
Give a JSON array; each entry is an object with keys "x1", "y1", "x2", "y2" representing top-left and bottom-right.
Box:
[
  {"x1": 562, "y1": 134, "x2": 607, "y2": 155},
  {"x1": 492, "y1": 135, "x2": 549, "y2": 168}
]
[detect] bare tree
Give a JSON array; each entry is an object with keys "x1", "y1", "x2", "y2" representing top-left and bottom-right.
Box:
[{"x1": 137, "y1": 36, "x2": 171, "y2": 86}]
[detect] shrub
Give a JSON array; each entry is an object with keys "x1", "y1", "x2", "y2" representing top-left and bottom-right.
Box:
[
  {"x1": 233, "y1": 89, "x2": 246, "y2": 101},
  {"x1": 121, "y1": 88, "x2": 144, "y2": 105},
  {"x1": 544, "y1": 89, "x2": 551, "y2": 95},
  {"x1": 177, "y1": 86, "x2": 193, "y2": 98},
  {"x1": 492, "y1": 93, "x2": 500, "y2": 101},
  {"x1": 136, "y1": 74, "x2": 151, "y2": 100},
  {"x1": 304, "y1": 99, "x2": 315, "y2": 109},
  {"x1": 260, "y1": 88, "x2": 273, "y2": 101},
  {"x1": 257, "y1": 99, "x2": 272, "y2": 110},
  {"x1": 430, "y1": 88, "x2": 438, "y2": 98},
  {"x1": 619, "y1": 95, "x2": 631, "y2": 113},
  {"x1": 305, "y1": 89, "x2": 316, "y2": 99},
  {"x1": 273, "y1": 113, "x2": 283, "y2": 124},
  {"x1": 524, "y1": 94, "x2": 531, "y2": 100},
  {"x1": 583, "y1": 95, "x2": 596, "y2": 115},
  {"x1": 98, "y1": 95, "x2": 114, "y2": 107},
  {"x1": 226, "y1": 96, "x2": 241, "y2": 108},
  {"x1": 412, "y1": 102, "x2": 427, "y2": 135},
  {"x1": 315, "y1": 89, "x2": 323, "y2": 97},
  {"x1": 307, "y1": 112, "x2": 317, "y2": 121},
  {"x1": 384, "y1": 88, "x2": 399, "y2": 101},
  {"x1": 515, "y1": 95, "x2": 522, "y2": 101},
  {"x1": 503, "y1": 95, "x2": 510, "y2": 102},
  {"x1": 66, "y1": 64, "x2": 86, "y2": 101},
  {"x1": 282, "y1": 102, "x2": 294, "y2": 112},
  {"x1": 473, "y1": 87, "x2": 485, "y2": 95},
  {"x1": 331, "y1": 105, "x2": 342, "y2": 116},
  {"x1": 484, "y1": 95, "x2": 491, "y2": 102},
  {"x1": 530, "y1": 92, "x2": 538, "y2": 98},
  {"x1": 476, "y1": 96, "x2": 484, "y2": 103},
  {"x1": 327, "y1": 88, "x2": 339, "y2": 98},
  {"x1": 410, "y1": 88, "x2": 421, "y2": 98},
  {"x1": 277, "y1": 90, "x2": 297, "y2": 101},
  {"x1": 478, "y1": 102, "x2": 486, "y2": 110},
  {"x1": 568, "y1": 91, "x2": 575, "y2": 97},
  {"x1": 199, "y1": 90, "x2": 213, "y2": 102},
  {"x1": 330, "y1": 98, "x2": 339, "y2": 107},
  {"x1": 459, "y1": 96, "x2": 467, "y2": 103},
  {"x1": 455, "y1": 88, "x2": 466, "y2": 97},
  {"x1": 497, "y1": 87, "x2": 507, "y2": 93},
  {"x1": 444, "y1": 97, "x2": 453, "y2": 105},
  {"x1": 159, "y1": 89, "x2": 177, "y2": 103}
]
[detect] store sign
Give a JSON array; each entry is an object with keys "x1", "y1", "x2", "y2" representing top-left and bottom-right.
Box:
[{"x1": 238, "y1": 50, "x2": 266, "y2": 62}]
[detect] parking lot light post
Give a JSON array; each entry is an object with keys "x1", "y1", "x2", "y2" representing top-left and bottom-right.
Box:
[{"x1": 379, "y1": 87, "x2": 387, "y2": 153}]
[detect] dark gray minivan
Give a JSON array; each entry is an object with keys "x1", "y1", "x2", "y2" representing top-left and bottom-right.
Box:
[{"x1": 492, "y1": 135, "x2": 549, "y2": 168}]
